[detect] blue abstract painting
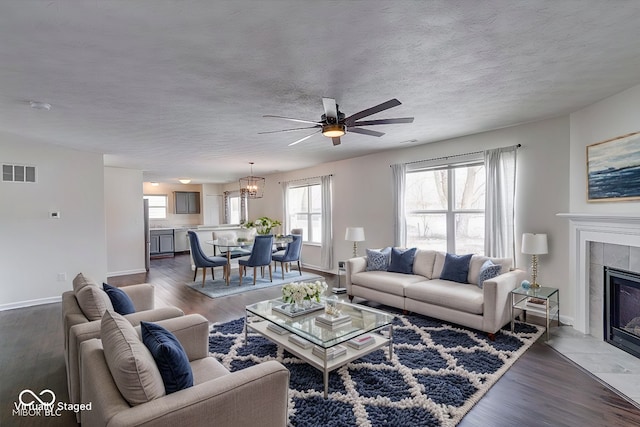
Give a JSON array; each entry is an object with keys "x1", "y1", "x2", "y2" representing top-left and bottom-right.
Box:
[{"x1": 587, "y1": 131, "x2": 640, "y2": 202}]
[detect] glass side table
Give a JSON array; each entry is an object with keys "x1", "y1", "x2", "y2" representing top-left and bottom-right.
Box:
[{"x1": 510, "y1": 286, "x2": 559, "y2": 341}]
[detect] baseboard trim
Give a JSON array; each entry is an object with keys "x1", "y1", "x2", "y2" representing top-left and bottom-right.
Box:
[
  {"x1": 107, "y1": 268, "x2": 147, "y2": 277},
  {"x1": 0, "y1": 296, "x2": 62, "y2": 311}
]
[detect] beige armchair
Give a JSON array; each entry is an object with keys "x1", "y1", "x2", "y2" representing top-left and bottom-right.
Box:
[
  {"x1": 62, "y1": 274, "x2": 184, "y2": 417},
  {"x1": 80, "y1": 314, "x2": 290, "y2": 427}
]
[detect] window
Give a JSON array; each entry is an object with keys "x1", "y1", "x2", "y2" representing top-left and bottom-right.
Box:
[
  {"x1": 287, "y1": 184, "x2": 321, "y2": 243},
  {"x1": 405, "y1": 162, "x2": 485, "y2": 254},
  {"x1": 144, "y1": 195, "x2": 168, "y2": 219}
]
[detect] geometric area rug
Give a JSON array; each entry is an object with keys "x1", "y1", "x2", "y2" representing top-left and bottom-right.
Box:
[
  {"x1": 209, "y1": 312, "x2": 544, "y2": 427},
  {"x1": 187, "y1": 270, "x2": 323, "y2": 299}
]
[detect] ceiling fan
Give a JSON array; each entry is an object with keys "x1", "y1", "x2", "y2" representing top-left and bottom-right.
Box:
[{"x1": 260, "y1": 98, "x2": 414, "y2": 146}]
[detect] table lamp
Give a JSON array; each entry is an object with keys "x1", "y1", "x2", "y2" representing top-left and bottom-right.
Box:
[
  {"x1": 521, "y1": 233, "x2": 548, "y2": 289},
  {"x1": 345, "y1": 227, "x2": 365, "y2": 258}
]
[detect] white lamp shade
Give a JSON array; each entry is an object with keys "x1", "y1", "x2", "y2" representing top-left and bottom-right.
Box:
[
  {"x1": 345, "y1": 227, "x2": 365, "y2": 242},
  {"x1": 521, "y1": 233, "x2": 548, "y2": 255}
]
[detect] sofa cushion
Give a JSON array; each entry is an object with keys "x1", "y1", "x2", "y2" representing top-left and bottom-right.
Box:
[
  {"x1": 477, "y1": 260, "x2": 502, "y2": 288},
  {"x1": 405, "y1": 279, "x2": 484, "y2": 314},
  {"x1": 432, "y1": 252, "x2": 446, "y2": 279},
  {"x1": 101, "y1": 311, "x2": 165, "y2": 406},
  {"x1": 350, "y1": 271, "x2": 424, "y2": 297},
  {"x1": 103, "y1": 283, "x2": 136, "y2": 315},
  {"x1": 467, "y1": 255, "x2": 512, "y2": 285},
  {"x1": 387, "y1": 247, "x2": 417, "y2": 274},
  {"x1": 76, "y1": 284, "x2": 114, "y2": 321},
  {"x1": 72, "y1": 272, "x2": 96, "y2": 293},
  {"x1": 366, "y1": 247, "x2": 392, "y2": 271},
  {"x1": 412, "y1": 250, "x2": 437, "y2": 279},
  {"x1": 141, "y1": 321, "x2": 194, "y2": 394},
  {"x1": 440, "y1": 253, "x2": 473, "y2": 283}
]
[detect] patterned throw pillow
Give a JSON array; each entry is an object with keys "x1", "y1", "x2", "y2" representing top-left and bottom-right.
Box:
[
  {"x1": 440, "y1": 253, "x2": 473, "y2": 283},
  {"x1": 387, "y1": 247, "x2": 417, "y2": 274},
  {"x1": 477, "y1": 260, "x2": 502, "y2": 288},
  {"x1": 366, "y1": 247, "x2": 392, "y2": 271}
]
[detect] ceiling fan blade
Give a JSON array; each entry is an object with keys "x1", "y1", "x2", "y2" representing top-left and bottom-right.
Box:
[
  {"x1": 322, "y1": 98, "x2": 338, "y2": 121},
  {"x1": 332, "y1": 137, "x2": 341, "y2": 146},
  {"x1": 348, "y1": 127, "x2": 385, "y2": 137},
  {"x1": 258, "y1": 125, "x2": 320, "y2": 135},
  {"x1": 263, "y1": 115, "x2": 321, "y2": 125},
  {"x1": 351, "y1": 117, "x2": 414, "y2": 127},
  {"x1": 344, "y1": 99, "x2": 402, "y2": 125},
  {"x1": 288, "y1": 130, "x2": 321, "y2": 146}
]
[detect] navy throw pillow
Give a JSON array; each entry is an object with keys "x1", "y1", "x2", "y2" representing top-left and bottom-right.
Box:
[
  {"x1": 366, "y1": 247, "x2": 392, "y2": 271},
  {"x1": 102, "y1": 283, "x2": 136, "y2": 315},
  {"x1": 387, "y1": 247, "x2": 417, "y2": 274},
  {"x1": 478, "y1": 260, "x2": 502, "y2": 288},
  {"x1": 440, "y1": 253, "x2": 473, "y2": 283},
  {"x1": 141, "y1": 321, "x2": 194, "y2": 394}
]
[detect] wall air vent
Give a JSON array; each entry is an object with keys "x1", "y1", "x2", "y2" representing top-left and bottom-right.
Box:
[{"x1": 2, "y1": 164, "x2": 37, "y2": 183}]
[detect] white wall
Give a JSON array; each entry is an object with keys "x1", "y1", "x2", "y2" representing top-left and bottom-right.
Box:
[
  {"x1": 243, "y1": 116, "x2": 571, "y2": 317},
  {"x1": 105, "y1": 167, "x2": 145, "y2": 276},
  {"x1": 0, "y1": 133, "x2": 107, "y2": 308},
  {"x1": 570, "y1": 83, "x2": 640, "y2": 213}
]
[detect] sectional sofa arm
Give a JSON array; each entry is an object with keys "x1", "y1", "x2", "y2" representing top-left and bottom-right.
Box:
[
  {"x1": 481, "y1": 269, "x2": 526, "y2": 332},
  {"x1": 345, "y1": 257, "x2": 367, "y2": 291},
  {"x1": 105, "y1": 361, "x2": 290, "y2": 427},
  {"x1": 121, "y1": 283, "x2": 156, "y2": 311}
]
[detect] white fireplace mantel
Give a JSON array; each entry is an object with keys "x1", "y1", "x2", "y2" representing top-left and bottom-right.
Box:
[{"x1": 557, "y1": 213, "x2": 640, "y2": 334}]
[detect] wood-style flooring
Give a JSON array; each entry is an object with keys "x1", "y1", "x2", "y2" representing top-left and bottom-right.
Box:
[{"x1": 2, "y1": 254, "x2": 640, "y2": 426}]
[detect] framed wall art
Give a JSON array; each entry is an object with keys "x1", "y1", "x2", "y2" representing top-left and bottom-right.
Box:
[{"x1": 587, "y1": 131, "x2": 640, "y2": 202}]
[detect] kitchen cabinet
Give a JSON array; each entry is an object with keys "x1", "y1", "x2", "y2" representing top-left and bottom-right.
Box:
[
  {"x1": 173, "y1": 228, "x2": 189, "y2": 253},
  {"x1": 150, "y1": 229, "x2": 174, "y2": 256},
  {"x1": 175, "y1": 191, "x2": 200, "y2": 214}
]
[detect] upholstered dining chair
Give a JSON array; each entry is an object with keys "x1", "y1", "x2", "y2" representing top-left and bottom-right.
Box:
[
  {"x1": 187, "y1": 231, "x2": 228, "y2": 287},
  {"x1": 238, "y1": 235, "x2": 274, "y2": 286},
  {"x1": 272, "y1": 234, "x2": 303, "y2": 279}
]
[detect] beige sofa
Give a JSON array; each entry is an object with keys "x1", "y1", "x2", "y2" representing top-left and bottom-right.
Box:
[
  {"x1": 346, "y1": 250, "x2": 525, "y2": 336},
  {"x1": 62, "y1": 274, "x2": 184, "y2": 415},
  {"x1": 80, "y1": 313, "x2": 290, "y2": 427}
]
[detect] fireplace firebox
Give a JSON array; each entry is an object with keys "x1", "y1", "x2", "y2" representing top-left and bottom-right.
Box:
[{"x1": 605, "y1": 267, "x2": 640, "y2": 359}]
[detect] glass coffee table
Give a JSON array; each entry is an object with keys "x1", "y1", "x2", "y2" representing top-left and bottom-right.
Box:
[{"x1": 245, "y1": 298, "x2": 394, "y2": 398}]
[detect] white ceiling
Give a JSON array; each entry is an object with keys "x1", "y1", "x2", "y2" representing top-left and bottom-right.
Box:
[{"x1": 2, "y1": 1, "x2": 640, "y2": 184}]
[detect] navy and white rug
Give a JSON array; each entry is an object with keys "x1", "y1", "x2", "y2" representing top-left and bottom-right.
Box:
[{"x1": 209, "y1": 312, "x2": 544, "y2": 426}]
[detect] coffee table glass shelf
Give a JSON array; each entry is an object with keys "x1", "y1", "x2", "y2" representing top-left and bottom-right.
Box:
[
  {"x1": 510, "y1": 285, "x2": 559, "y2": 341},
  {"x1": 245, "y1": 298, "x2": 394, "y2": 398}
]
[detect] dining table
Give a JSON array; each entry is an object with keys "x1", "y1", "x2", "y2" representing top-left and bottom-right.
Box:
[{"x1": 206, "y1": 236, "x2": 293, "y2": 285}]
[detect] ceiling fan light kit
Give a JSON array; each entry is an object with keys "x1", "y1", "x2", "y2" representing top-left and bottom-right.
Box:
[{"x1": 262, "y1": 97, "x2": 414, "y2": 147}]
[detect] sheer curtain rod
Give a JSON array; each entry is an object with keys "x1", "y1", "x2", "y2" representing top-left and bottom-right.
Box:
[
  {"x1": 278, "y1": 174, "x2": 332, "y2": 184},
  {"x1": 393, "y1": 143, "x2": 521, "y2": 167}
]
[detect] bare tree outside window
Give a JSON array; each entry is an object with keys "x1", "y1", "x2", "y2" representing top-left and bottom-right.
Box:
[{"x1": 405, "y1": 163, "x2": 485, "y2": 254}]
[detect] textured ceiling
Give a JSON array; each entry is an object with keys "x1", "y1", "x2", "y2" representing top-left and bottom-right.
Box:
[{"x1": 2, "y1": 1, "x2": 640, "y2": 183}]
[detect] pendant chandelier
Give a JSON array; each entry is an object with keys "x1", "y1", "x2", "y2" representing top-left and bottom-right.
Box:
[{"x1": 239, "y1": 162, "x2": 265, "y2": 199}]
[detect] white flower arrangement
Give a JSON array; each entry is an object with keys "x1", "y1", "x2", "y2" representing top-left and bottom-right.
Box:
[{"x1": 282, "y1": 280, "x2": 328, "y2": 304}]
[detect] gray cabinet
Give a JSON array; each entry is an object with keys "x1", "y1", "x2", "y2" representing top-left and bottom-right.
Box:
[
  {"x1": 175, "y1": 191, "x2": 200, "y2": 214},
  {"x1": 150, "y1": 229, "x2": 174, "y2": 255}
]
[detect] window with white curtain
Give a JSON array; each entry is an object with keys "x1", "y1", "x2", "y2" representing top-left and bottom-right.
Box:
[
  {"x1": 405, "y1": 161, "x2": 485, "y2": 254},
  {"x1": 286, "y1": 184, "x2": 322, "y2": 243}
]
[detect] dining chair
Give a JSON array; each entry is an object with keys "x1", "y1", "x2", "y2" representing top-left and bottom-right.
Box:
[
  {"x1": 238, "y1": 235, "x2": 274, "y2": 286},
  {"x1": 272, "y1": 234, "x2": 303, "y2": 280},
  {"x1": 187, "y1": 231, "x2": 229, "y2": 287}
]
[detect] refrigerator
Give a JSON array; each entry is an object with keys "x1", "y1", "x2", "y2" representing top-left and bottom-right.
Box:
[{"x1": 143, "y1": 198, "x2": 150, "y2": 271}]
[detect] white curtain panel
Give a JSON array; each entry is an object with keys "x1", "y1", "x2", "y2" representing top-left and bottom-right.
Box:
[
  {"x1": 280, "y1": 180, "x2": 290, "y2": 232},
  {"x1": 391, "y1": 163, "x2": 407, "y2": 247},
  {"x1": 320, "y1": 175, "x2": 333, "y2": 270},
  {"x1": 484, "y1": 146, "x2": 518, "y2": 262}
]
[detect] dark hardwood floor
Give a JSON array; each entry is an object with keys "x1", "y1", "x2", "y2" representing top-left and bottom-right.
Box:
[{"x1": 2, "y1": 254, "x2": 640, "y2": 426}]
